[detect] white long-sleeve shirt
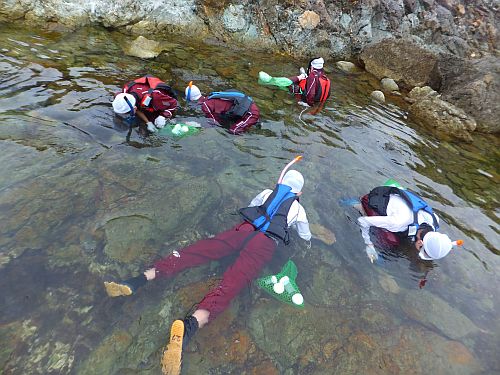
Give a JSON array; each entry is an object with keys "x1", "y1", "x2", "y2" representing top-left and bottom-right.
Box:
[
  {"x1": 249, "y1": 189, "x2": 312, "y2": 241},
  {"x1": 357, "y1": 194, "x2": 439, "y2": 245}
]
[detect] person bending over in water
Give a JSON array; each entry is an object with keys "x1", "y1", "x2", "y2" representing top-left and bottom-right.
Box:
[
  {"x1": 348, "y1": 183, "x2": 462, "y2": 263},
  {"x1": 112, "y1": 75, "x2": 178, "y2": 134},
  {"x1": 184, "y1": 83, "x2": 260, "y2": 135},
  {"x1": 289, "y1": 57, "x2": 331, "y2": 107}
]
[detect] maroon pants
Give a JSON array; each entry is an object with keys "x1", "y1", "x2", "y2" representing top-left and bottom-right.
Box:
[
  {"x1": 153, "y1": 222, "x2": 276, "y2": 322},
  {"x1": 361, "y1": 194, "x2": 401, "y2": 248}
]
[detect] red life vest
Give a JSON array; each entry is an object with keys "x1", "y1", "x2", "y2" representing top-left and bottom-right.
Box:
[
  {"x1": 123, "y1": 75, "x2": 177, "y2": 111},
  {"x1": 298, "y1": 72, "x2": 331, "y2": 103}
]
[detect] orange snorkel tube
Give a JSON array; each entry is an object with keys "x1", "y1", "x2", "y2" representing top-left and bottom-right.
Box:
[
  {"x1": 278, "y1": 155, "x2": 303, "y2": 184},
  {"x1": 186, "y1": 81, "x2": 193, "y2": 101}
]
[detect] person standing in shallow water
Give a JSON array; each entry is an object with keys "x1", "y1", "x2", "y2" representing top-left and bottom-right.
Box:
[
  {"x1": 184, "y1": 83, "x2": 260, "y2": 135},
  {"x1": 112, "y1": 75, "x2": 178, "y2": 134},
  {"x1": 103, "y1": 165, "x2": 311, "y2": 369},
  {"x1": 348, "y1": 184, "x2": 463, "y2": 263},
  {"x1": 289, "y1": 57, "x2": 331, "y2": 107}
]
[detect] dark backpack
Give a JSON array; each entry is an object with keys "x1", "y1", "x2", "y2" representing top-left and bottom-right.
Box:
[{"x1": 208, "y1": 90, "x2": 253, "y2": 121}]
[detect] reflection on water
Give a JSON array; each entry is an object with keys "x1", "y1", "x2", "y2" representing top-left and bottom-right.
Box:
[{"x1": 0, "y1": 23, "x2": 499, "y2": 374}]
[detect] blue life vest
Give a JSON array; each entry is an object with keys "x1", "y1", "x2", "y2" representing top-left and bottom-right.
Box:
[
  {"x1": 367, "y1": 186, "x2": 439, "y2": 236},
  {"x1": 207, "y1": 90, "x2": 254, "y2": 119},
  {"x1": 239, "y1": 184, "x2": 297, "y2": 245}
]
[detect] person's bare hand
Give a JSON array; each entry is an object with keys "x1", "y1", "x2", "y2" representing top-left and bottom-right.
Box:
[{"x1": 144, "y1": 268, "x2": 156, "y2": 280}]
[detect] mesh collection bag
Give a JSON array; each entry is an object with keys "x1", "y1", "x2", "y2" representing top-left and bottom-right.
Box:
[{"x1": 257, "y1": 260, "x2": 304, "y2": 308}]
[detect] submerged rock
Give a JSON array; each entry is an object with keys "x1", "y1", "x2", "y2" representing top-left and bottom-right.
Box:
[
  {"x1": 378, "y1": 274, "x2": 400, "y2": 294},
  {"x1": 401, "y1": 290, "x2": 479, "y2": 339},
  {"x1": 123, "y1": 35, "x2": 168, "y2": 59},
  {"x1": 310, "y1": 223, "x2": 336, "y2": 245}
]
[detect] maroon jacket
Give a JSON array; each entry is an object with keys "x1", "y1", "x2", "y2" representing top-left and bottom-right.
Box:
[
  {"x1": 289, "y1": 67, "x2": 330, "y2": 106},
  {"x1": 124, "y1": 81, "x2": 178, "y2": 120},
  {"x1": 198, "y1": 96, "x2": 260, "y2": 135}
]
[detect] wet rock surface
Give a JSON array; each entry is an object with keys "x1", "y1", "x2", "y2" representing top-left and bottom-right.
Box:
[
  {"x1": 407, "y1": 86, "x2": 477, "y2": 141},
  {"x1": 360, "y1": 38, "x2": 441, "y2": 89},
  {"x1": 438, "y1": 55, "x2": 500, "y2": 133}
]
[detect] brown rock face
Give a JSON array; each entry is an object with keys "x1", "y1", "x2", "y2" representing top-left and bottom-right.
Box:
[
  {"x1": 298, "y1": 10, "x2": 320, "y2": 30},
  {"x1": 360, "y1": 38, "x2": 441, "y2": 89}
]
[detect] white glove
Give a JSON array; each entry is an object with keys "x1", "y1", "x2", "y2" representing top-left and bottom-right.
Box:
[
  {"x1": 365, "y1": 244, "x2": 379, "y2": 263},
  {"x1": 297, "y1": 73, "x2": 307, "y2": 80},
  {"x1": 146, "y1": 122, "x2": 156, "y2": 133},
  {"x1": 154, "y1": 116, "x2": 167, "y2": 128}
]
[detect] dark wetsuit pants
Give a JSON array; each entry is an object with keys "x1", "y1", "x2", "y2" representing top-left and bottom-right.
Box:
[{"x1": 153, "y1": 222, "x2": 276, "y2": 322}]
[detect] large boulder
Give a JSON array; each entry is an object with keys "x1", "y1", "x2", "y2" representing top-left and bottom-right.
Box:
[
  {"x1": 359, "y1": 37, "x2": 441, "y2": 89},
  {"x1": 438, "y1": 55, "x2": 500, "y2": 133},
  {"x1": 407, "y1": 86, "x2": 476, "y2": 141}
]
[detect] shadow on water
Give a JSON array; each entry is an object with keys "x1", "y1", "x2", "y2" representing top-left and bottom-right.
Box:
[{"x1": 0, "y1": 22, "x2": 499, "y2": 374}]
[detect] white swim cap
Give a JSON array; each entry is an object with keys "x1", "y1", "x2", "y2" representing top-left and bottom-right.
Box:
[
  {"x1": 112, "y1": 93, "x2": 136, "y2": 114},
  {"x1": 310, "y1": 57, "x2": 324, "y2": 69},
  {"x1": 185, "y1": 84, "x2": 202, "y2": 101},
  {"x1": 282, "y1": 170, "x2": 304, "y2": 193},
  {"x1": 420, "y1": 232, "x2": 453, "y2": 260}
]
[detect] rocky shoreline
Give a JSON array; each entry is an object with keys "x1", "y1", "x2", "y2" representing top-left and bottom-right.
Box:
[{"x1": 1, "y1": 0, "x2": 498, "y2": 137}]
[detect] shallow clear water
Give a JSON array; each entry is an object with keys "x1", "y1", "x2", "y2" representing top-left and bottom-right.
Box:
[{"x1": 0, "y1": 23, "x2": 499, "y2": 374}]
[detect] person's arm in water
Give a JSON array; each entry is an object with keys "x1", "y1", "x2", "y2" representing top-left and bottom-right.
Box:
[
  {"x1": 287, "y1": 197, "x2": 312, "y2": 246},
  {"x1": 135, "y1": 109, "x2": 150, "y2": 125},
  {"x1": 133, "y1": 109, "x2": 157, "y2": 132},
  {"x1": 292, "y1": 203, "x2": 312, "y2": 241}
]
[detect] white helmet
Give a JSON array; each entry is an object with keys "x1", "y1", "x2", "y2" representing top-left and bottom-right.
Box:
[
  {"x1": 112, "y1": 93, "x2": 136, "y2": 114},
  {"x1": 420, "y1": 232, "x2": 452, "y2": 260},
  {"x1": 185, "y1": 84, "x2": 202, "y2": 101},
  {"x1": 282, "y1": 170, "x2": 304, "y2": 193},
  {"x1": 310, "y1": 57, "x2": 324, "y2": 70}
]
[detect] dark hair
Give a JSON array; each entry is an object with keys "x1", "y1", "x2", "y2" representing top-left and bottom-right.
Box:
[{"x1": 419, "y1": 223, "x2": 434, "y2": 240}]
